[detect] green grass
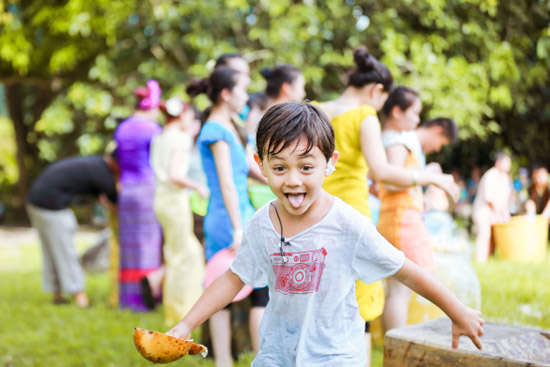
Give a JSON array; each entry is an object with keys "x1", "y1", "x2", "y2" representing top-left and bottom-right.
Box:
[{"x1": 1, "y1": 233, "x2": 548, "y2": 367}]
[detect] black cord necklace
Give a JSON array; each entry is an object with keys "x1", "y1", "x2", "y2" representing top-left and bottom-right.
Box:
[{"x1": 270, "y1": 202, "x2": 291, "y2": 263}]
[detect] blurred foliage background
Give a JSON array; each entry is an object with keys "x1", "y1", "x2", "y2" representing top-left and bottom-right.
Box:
[{"x1": 0, "y1": 0, "x2": 549, "y2": 220}]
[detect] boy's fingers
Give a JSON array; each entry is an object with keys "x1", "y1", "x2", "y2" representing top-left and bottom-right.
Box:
[
  {"x1": 471, "y1": 334, "x2": 483, "y2": 350},
  {"x1": 452, "y1": 333, "x2": 459, "y2": 349}
]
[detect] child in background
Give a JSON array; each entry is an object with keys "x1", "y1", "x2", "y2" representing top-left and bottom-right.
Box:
[
  {"x1": 377, "y1": 86, "x2": 458, "y2": 332},
  {"x1": 167, "y1": 102, "x2": 483, "y2": 366}
]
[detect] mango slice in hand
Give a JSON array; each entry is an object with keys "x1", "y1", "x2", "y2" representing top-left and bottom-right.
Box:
[{"x1": 133, "y1": 328, "x2": 208, "y2": 363}]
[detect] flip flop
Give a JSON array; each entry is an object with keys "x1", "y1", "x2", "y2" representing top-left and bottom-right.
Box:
[{"x1": 140, "y1": 277, "x2": 156, "y2": 310}]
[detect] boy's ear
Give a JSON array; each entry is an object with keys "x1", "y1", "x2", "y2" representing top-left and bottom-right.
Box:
[
  {"x1": 254, "y1": 153, "x2": 268, "y2": 177},
  {"x1": 325, "y1": 151, "x2": 340, "y2": 176},
  {"x1": 331, "y1": 151, "x2": 340, "y2": 165},
  {"x1": 254, "y1": 153, "x2": 261, "y2": 165}
]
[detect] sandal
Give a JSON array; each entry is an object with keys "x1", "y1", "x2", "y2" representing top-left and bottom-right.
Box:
[{"x1": 140, "y1": 276, "x2": 156, "y2": 310}]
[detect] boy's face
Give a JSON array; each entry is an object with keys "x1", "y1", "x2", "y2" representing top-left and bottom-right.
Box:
[{"x1": 255, "y1": 137, "x2": 338, "y2": 217}]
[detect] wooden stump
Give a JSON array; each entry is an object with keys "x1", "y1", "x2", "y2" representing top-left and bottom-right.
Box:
[{"x1": 384, "y1": 318, "x2": 550, "y2": 367}]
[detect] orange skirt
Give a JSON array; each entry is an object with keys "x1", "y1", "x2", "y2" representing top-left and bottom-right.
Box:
[{"x1": 377, "y1": 208, "x2": 434, "y2": 271}]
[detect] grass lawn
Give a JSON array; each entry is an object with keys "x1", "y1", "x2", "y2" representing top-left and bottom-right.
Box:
[{"x1": 1, "y1": 228, "x2": 548, "y2": 367}]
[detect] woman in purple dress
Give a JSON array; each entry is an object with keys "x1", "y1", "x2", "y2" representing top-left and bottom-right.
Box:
[{"x1": 114, "y1": 80, "x2": 163, "y2": 311}]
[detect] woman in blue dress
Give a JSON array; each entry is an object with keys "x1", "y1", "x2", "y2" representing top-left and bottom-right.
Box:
[{"x1": 187, "y1": 66, "x2": 265, "y2": 366}]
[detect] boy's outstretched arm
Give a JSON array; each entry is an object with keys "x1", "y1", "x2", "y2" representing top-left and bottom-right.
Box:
[
  {"x1": 165, "y1": 270, "x2": 245, "y2": 339},
  {"x1": 393, "y1": 259, "x2": 484, "y2": 350}
]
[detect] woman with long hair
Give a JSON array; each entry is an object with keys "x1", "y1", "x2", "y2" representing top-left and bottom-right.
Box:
[
  {"x1": 187, "y1": 66, "x2": 264, "y2": 367},
  {"x1": 319, "y1": 48, "x2": 458, "y2": 365}
]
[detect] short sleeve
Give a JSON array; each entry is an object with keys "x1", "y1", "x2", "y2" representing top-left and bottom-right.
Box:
[
  {"x1": 351, "y1": 220, "x2": 405, "y2": 284},
  {"x1": 199, "y1": 122, "x2": 233, "y2": 147},
  {"x1": 230, "y1": 227, "x2": 268, "y2": 288},
  {"x1": 382, "y1": 131, "x2": 412, "y2": 151}
]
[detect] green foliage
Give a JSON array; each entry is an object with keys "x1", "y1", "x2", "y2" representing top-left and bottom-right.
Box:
[
  {"x1": 0, "y1": 116, "x2": 18, "y2": 185},
  {"x1": 1, "y1": 0, "x2": 550, "y2": 202}
]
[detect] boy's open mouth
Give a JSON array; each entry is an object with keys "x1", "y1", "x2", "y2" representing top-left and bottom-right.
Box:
[{"x1": 285, "y1": 193, "x2": 306, "y2": 208}]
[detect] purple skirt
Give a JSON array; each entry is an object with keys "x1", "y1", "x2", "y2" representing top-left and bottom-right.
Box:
[{"x1": 118, "y1": 181, "x2": 162, "y2": 311}]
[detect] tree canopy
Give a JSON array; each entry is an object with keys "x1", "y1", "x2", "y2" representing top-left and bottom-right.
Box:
[{"x1": 1, "y1": 0, "x2": 549, "y2": 210}]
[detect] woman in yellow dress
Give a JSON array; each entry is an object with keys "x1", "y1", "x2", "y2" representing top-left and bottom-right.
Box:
[
  {"x1": 151, "y1": 98, "x2": 209, "y2": 325},
  {"x1": 319, "y1": 47, "x2": 458, "y2": 366}
]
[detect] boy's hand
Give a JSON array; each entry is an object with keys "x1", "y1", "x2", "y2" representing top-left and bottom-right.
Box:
[
  {"x1": 451, "y1": 307, "x2": 484, "y2": 350},
  {"x1": 165, "y1": 321, "x2": 191, "y2": 340}
]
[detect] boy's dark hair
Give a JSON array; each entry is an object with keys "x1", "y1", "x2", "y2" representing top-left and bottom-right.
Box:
[
  {"x1": 348, "y1": 47, "x2": 393, "y2": 92},
  {"x1": 215, "y1": 53, "x2": 244, "y2": 68},
  {"x1": 256, "y1": 102, "x2": 334, "y2": 161},
  {"x1": 421, "y1": 117, "x2": 458, "y2": 143},
  {"x1": 260, "y1": 64, "x2": 302, "y2": 98},
  {"x1": 382, "y1": 86, "x2": 419, "y2": 117}
]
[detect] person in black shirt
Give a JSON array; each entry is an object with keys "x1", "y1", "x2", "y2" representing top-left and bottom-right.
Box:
[{"x1": 26, "y1": 155, "x2": 118, "y2": 307}]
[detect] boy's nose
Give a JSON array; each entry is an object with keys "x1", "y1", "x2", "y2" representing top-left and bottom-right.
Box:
[{"x1": 285, "y1": 170, "x2": 302, "y2": 186}]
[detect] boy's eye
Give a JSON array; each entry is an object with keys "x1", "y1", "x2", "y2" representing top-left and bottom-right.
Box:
[
  {"x1": 302, "y1": 165, "x2": 314, "y2": 172},
  {"x1": 273, "y1": 166, "x2": 285, "y2": 172}
]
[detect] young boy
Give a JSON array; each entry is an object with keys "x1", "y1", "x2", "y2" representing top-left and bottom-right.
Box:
[{"x1": 167, "y1": 102, "x2": 484, "y2": 366}]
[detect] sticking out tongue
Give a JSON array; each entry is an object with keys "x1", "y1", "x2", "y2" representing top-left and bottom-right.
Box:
[{"x1": 287, "y1": 193, "x2": 305, "y2": 208}]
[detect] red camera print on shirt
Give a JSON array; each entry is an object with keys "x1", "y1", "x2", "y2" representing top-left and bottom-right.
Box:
[{"x1": 270, "y1": 248, "x2": 327, "y2": 295}]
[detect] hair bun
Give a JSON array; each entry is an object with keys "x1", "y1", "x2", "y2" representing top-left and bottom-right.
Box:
[
  {"x1": 186, "y1": 78, "x2": 209, "y2": 97},
  {"x1": 353, "y1": 47, "x2": 375, "y2": 72},
  {"x1": 260, "y1": 67, "x2": 274, "y2": 80}
]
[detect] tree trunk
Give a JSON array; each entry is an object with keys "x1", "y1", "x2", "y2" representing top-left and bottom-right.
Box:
[
  {"x1": 5, "y1": 82, "x2": 53, "y2": 207},
  {"x1": 5, "y1": 83, "x2": 28, "y2": 206}
]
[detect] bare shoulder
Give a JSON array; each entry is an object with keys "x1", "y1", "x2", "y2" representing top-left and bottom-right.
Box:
[{"x1": 319, "y1": 100, "x2": 356, "y2": 120}]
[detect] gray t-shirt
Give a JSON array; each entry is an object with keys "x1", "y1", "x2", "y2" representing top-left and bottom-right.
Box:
[{"x1": 231, "y1": 197, "x2": 405, "y2": 366}]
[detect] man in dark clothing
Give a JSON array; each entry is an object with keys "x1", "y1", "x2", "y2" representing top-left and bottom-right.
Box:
[{"x1": 26, "y1": 155, "x2": 117, "y2": 307}]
